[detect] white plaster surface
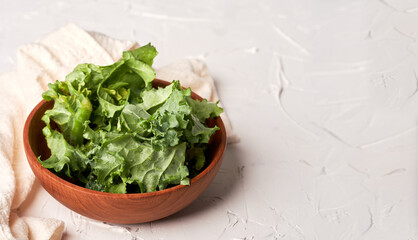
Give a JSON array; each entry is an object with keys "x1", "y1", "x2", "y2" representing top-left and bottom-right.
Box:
[{"x1": 1, "y1": 0, "x2": 418, "y2": 239}]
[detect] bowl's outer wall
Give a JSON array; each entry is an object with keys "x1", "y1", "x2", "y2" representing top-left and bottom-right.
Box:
[{"x1": 23, "y1": 79, "x2": 227, "y2": 224}]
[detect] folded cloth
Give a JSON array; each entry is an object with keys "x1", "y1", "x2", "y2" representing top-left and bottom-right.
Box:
[{"x1": 0, "y1": 23, "x2": 237, "y2": 239}]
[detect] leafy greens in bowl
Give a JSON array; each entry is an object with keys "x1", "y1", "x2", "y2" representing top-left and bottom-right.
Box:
[{"x1": 39, "y1": 44, "x2": 223, "y2": 194}]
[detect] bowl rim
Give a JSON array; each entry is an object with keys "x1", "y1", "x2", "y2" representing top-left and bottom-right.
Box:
[{"x1": 23, "y1": 79, "x2": 227, "y2": 199}]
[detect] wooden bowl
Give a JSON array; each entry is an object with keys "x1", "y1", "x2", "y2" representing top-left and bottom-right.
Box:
[{"x1": 23, "y1": 79, "x2": 227, "y2": 224}]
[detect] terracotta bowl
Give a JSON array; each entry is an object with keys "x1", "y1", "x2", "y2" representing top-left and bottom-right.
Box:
[{"x1": 23, "y1": 79, "x2": 227, "y2": 224}]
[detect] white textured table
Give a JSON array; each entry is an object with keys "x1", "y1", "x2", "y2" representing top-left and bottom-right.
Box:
[{"x1": 2, "y1": 0, "x2": 418, "y2": 239}]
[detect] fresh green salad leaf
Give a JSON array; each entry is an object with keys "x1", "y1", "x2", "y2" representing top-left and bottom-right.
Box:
[{"x1": 39, "y1": 44, "x2": 223, "y2": 193}]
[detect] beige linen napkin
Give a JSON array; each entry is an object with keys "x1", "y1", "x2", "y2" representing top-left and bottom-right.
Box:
[{"x1": 0, "y1": 23, "x2": 237, "y2": 239}]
